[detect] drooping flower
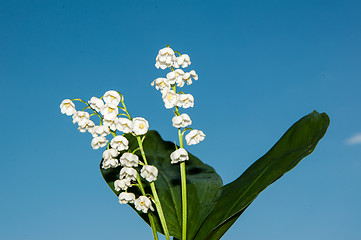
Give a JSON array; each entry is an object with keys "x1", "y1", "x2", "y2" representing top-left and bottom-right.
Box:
[
  {"x1": 185, "y1": 130, "x2": 206, "y2": 145},
  {"x1": 89, "y1": 125, "x2": 110, "y2": 137},
  {"x1": 140, "y1": 165, "x2": 158, "y2": 182},
  {"x1": 103, "y1": 148, "x2": 119, "y2": 160},
  {"x1": 102, "y1": 157, "x2": 121, "y2": 169},
  {"x1": 178, "y1": 94, "x2": 194, "y2": 108},
  {"x1": 101, "y1": 103, "x2": 119, "y2": 121},
  {"x1": 170, "y1": 148, "x2": 189, "y2": 164},
  {"x1": 72, "y1": 111, "x2": 90, "y2": 126},
  {"x1": 166, "y1": 69, "x2": 185, "y2": 85},
  {"x1": 103, "y1": 118, "x2": 117, "y2": 131},
  {"x1": 132, "y1": 117, "x2": 149, "y2": 135},
  {"x1": 91, "y1": 136, "x2": 108, "y2": 150},
  {"x1": 110, "y1": 135, "x2": 129, "y2": 151},
  {"x1": 78, "y1": 119, "x2": 95, "y2": 133},
  {"x1": 103, "y1": 90, "x2": 121, "y2": 105},
  {"x1": 135, "y1": 196, "x2": 154, "y2": 213},
  {"x1": 151, "y1": 78, "x2": 171, "y2": 92},
  {"x1": 173, "y1": 54, "x2": 191, "y2": 68},
  {"x1": 114, "y1": 178, "x2": 132, "y2": 191},
  {"x1": 119, "y1": 167, "x2": 138, "y2": 181},
  {"x1": 116, "y1": 118, "x2": 133, "y2": 133},
  {"x1": 155, "y1": 47, "x2": 176, "y2": 70},
  {"x1": 88, "y1": 97, "x2": 104, "y2": 112},
  {"x1": 162, "y1": 90, "x2": 179, "y2": 109},
  {"x1": 118, "y1": 192, "x2": 136, "y2": 204},
  {"x1": 120, "y1": 152, "x2": 139, "y2": 167},
  {"x1": 60, "y1": 99, "x2": 76, "y2": 116},
  {"x1": 172, "y1": 113, "x2": 192, "y2": 128},
  {"x1": 182, "y1": 70, "x2": 198, "y2": 86}
]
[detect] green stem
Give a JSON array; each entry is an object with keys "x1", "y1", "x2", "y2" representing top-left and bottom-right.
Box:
[
  {"x1": 178, "y1": 129, "x2": 187, "y2": 240},
  {"x1": 180, "y1": 162, "x2": 187, "y2": 240},
  {"x1": 136, "y1": 136, "x2": 170, "y2": 240},
  {"x1": 171, "y1": 83, "x2": 187, "y2": 239},
  {"x1": 120, "y1": 100, "x2": 132, "y2": 119},
  {"x1": 150, "y1": 183, "x2": 168, "y2": 237},
  {"x1": 118, "y1": 95, "x2": 168, "y2": 239},
  {"x1": 137, "y1": 174, "x2": 159, "y2": 240}
]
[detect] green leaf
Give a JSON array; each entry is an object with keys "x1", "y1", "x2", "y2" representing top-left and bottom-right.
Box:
[
  {"x1": 193, "y1": 111, "x2": 330, "y2": 240},
  {"x1": 100, "y1": 131, "x2": 223, "y2": 239}
]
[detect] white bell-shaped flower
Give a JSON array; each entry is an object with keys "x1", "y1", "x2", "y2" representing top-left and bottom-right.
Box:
[
  {"x1": 88, "y1": 97, "x2": 104, "y2": 112},
  {"x1": 102, "y1": 118, "x2": 116, "y2": 131},
  {"x1": 101, "y1": 103, "x2": 118, "y2": 121},
  {"x1": 89, "y1": 125, "x2": 110, "y2": 137},
  {"x1": 166, "y1": 69, "x2": 185, "y2": 85},
  {"x1": 114, "y1": 178, "x2": 132, "y2": 191},
  {"x1": 78, "y1": 119, "x2": 95, "y2": 133},
  {"x1": 91, "y1": 136, "x2": 108, "y2": 150},
  {"x1": 103, "y1": 90, "x2": 121, "y2": 105},
  {"x1": 178, "y1": 94, "x2": 194, "y2": 108},
  {"x1": 103, "y1": 148, "x2": 119, "y2": 159},
  {"x1": 102, "y1": 157, "x2": 121, "y2": 169},
  {"x1": 135, "y1": 196, "x2": 154, "y2": 213},
  {"x1": 151, "y1": 78, "x2": 171, "y2": 92},
  {"x1": 185, "y1": 130, "x2": 206, "y2": 145},
  {"x1": 120, "y1": 152, "x2": 139, "y2": 167},
  {"x1": 118, "y1": 192, "x2": 136, "y2": 204},
  {"x1": 190, "y1": 70, "x2": 198, "y2": 80},
  {"x1": 170, "y1": 148, "x2": 189, "y2": 164},
  {"x1": 173, "y1": 54, "x2": 191, "y2": 68},
  {"x1": 119, "y1": 167, "x2": 138, "y2": 181},
  {"x1": 162, "y1": 90, "x2": 179, "y2": 109},
  {"x1": 102, "y1": 149, "x2": 120, "y2": 169},
  {"x1": 183, "y1": 70, "x2": 198, "y2": 86},
  {"x1": 110, "y1": 135, "x2": 129, "y2": 151},
  {"x1": 72, "y1": 111, "x2": 90, "y2": 126},
  {"x1": 155, "y1": 47, "x2": 176, "y2": 70},
  {"x1": 60, "y1": 99, "x2": 76, "y2": 116},
  {"x1": 132, "y1": 117, "x2": 149, "y2": 135},
  {"x1": 172, "y1": 113, "x2": 192, "y2": 128},
  {"x1": 140, "y1": 165, "x2": 158, "y2": 182},
  {"x1": 116, "y1": 118, "x2": 133, "y2": 133}
]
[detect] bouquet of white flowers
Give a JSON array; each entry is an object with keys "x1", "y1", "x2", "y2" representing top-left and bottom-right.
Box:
[{"x1": 60, "y1": 46, "x2": 330, "y2": 240}]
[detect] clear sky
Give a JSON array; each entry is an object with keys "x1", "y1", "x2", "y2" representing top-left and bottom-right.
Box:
[{"x1": 1, "y1": 0, "x2": 361, "y2": 239}]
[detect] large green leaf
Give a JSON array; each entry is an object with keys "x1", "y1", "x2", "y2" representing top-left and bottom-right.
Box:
[
  {"x1": 193, "y1": 111, "x2": 330, "y2": 240},
  {"x1": 100, "y1": 131, "x2": 223, "y2": 239}
]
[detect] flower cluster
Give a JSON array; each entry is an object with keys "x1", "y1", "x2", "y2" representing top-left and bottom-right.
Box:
[
  {"x1": 153, "y1": 46, "x2": 206, "y2": 164},
  {"x1": 60, "y1": 90, "x2": 156, "y2": 213},
  {"x1": 60, "y1": 46, "x2": 211, "y2": 240}
]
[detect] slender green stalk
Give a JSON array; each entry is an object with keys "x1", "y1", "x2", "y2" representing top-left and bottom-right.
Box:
[
  {"x1": 172, "y1": 79, "x2": 187, "y2": 239},
  {"x1": 178, "y1": 129, "x2": 187, "y2": 240},
  {"x1": 136, "y1": 174, "x2": 159, "y2": 240},
  {"x1": 120, "y1": 101, "x2": 132, "y2": 119},
  {"x1": 148, "y1": 213, "x2": 158, "y2": 240},
  {"x1": 150, "y1": 183, "x2": 169, "y2": 238},
  {"x1": 180, "y1": 162, "x2": 187, "y2": 240},
  {"x1": 117, "y1": 100, "x2": 168, "y2": 238},
  {"x1": 136, "y1": 136, "x2": 171, "y2": 240}
]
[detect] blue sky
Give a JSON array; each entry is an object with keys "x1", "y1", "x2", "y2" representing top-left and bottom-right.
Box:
[{"x1": 1, "y1": 0, "x2": 361, "y2": 239}]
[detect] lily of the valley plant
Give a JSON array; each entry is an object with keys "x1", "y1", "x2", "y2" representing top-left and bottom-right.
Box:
[{"x1": 60, "y1": 46, "x2": 330, "y2": 240}]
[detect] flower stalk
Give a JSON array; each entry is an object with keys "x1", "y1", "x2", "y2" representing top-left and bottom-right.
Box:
[
  {"x1": 136, "y1": 136, "x2": 171, "y2": 240},
  {"x1": 178, "y1": 128, "x2": 187, "y2": 240},
  {"x1": 174, "y1": 98, "x2": 188, "y2": 240},
  {"x1": 136, "y1": 174, "x2": 159, "y2": 240},
  {"x1": 153, "y1": 45, "x2": 203, "y2": 240}
]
